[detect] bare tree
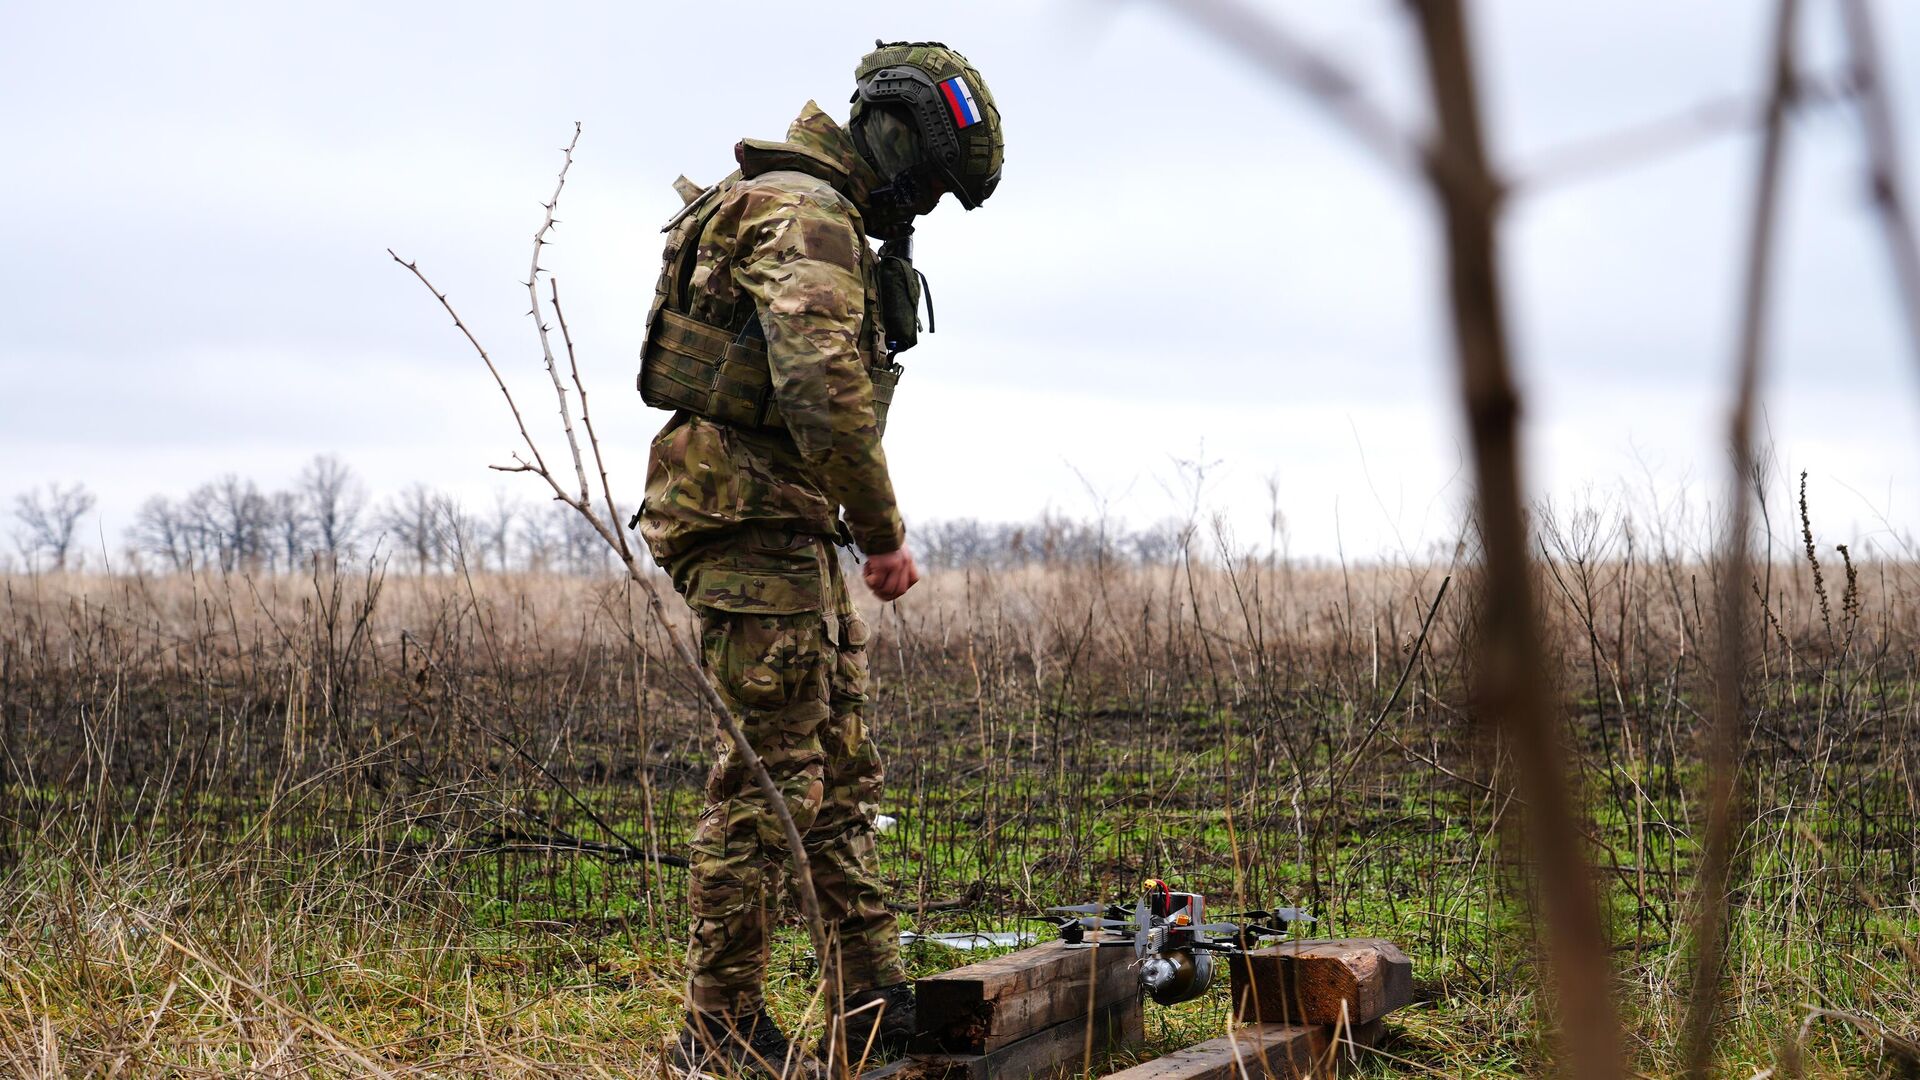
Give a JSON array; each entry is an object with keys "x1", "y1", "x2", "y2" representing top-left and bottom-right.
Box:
[
  {"x1": 11, "y1": 482, "x2": 96, "y2": 571},
  {"x1": 554, "y1": 501, "x2": 611, "y2": 575},
  {"x1": 481, "y1": 490, "x2": 522, "y2": 571},
  {"x1": 917, "y1": 514, "x2": 1187, "y2": 569},
  {"x1": 298, "y1": 454, "x2": 365, "y2": 563},
  {"x1": 378, "y1": 483, "x2": 443, "y2": 573},
  {"x1": 516, "y1": 502, "x2": 562, "y2": 573},
  {"x1": 1128, "y1": 517, "x2": 1186, "y2": 566},
  {"x1": 130, "y1": 495, "x2": 193, "y2": 571},
  {"x1": 434, "y1": 494, "x2": 480, "y2": 573},
  {"x1": 183, "y1": 475, "x2": 270, "y2": 572},
  {"x1": 268, "y1": 490, "x2": 313, "y2": 573}
]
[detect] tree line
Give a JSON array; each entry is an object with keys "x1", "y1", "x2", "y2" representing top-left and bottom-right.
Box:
[
  {"x1": 9, "y1": 456, "x2": 1198, "y2": 575},
  {"x1": 10, "y1": 456, "x2": 613, "y2": 575}
]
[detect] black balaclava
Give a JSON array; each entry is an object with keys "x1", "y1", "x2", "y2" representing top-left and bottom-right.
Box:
[{"x1": 853, "y1": 105, "x2": 943, "y2": 240}]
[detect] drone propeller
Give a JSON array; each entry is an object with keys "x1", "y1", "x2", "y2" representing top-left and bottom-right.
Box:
[
  {"x1": 1221, "y1": 908, "x2": 1315, "y2": 925},
  {"x1": 1025, "y1": 914, "x2": 1133, "y2": 930},
  {"x1": 1192, "y1": 922, "x2": 1247, "y2": 935},
  {"x1": 1046, "y1": 904, "x2": 1109, "y2": 915}
]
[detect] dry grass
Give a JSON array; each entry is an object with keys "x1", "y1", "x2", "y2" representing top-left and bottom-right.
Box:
[{"x1": 4, "y1": 509, "x2": 1920, "y2": 1076}]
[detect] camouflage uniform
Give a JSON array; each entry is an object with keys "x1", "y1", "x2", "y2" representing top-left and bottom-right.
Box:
[{"x1": 640, "y1": 102, "x2": 908, "y2": 1017}]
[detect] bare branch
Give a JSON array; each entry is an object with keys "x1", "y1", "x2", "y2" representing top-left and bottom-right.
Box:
[
  {"x1": 550, "y1": 276, "x2": 631, "y2": 564},
  {"x1": 1510, "y1": 71, "x2": 1852, "y2": 195},
  {"x1": 1153, "y1": 0, "x2": 1421, "y2": 174},
  {"x1": 387, "y1": 249, "x2": 554, "y2": 484},
  {"x1": 1682, "y1": 1, "x2": 1800, "y2": 1075},
  {"x1": 1406, "y1": 2, "x2": 1625, "y2": 1075},
  {"x1": 527, "y1": 122, "x2": 594, "y2": 508},
  {"x1": 1838, "y1": 0, "x2": 1920, "y2": 394},
  {"x1": 1516, "y1": 95, "x2": 1755, "y2": 194}
]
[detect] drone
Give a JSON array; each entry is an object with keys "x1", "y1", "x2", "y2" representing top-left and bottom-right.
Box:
[{"x1": 1035, "y1": 879, "x2": 1312, "y2": 1005}]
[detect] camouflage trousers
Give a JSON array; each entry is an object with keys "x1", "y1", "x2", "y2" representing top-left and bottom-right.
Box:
[{"x1": 685, "y1": 554, "x2": 905, "y2": 1016}]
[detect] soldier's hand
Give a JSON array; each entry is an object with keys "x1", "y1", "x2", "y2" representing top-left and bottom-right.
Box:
[{"x1": 863, "y1": 547, "x2": 921, "y2": 602}]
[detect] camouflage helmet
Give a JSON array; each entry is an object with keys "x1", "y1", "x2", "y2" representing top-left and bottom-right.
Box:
[{"x1": 851, "y1": 40, "x2": 1004, "y2": 210}]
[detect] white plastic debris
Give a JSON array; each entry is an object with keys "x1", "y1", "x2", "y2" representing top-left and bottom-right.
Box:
[
  {"x1": 898, "y1": 931, "x2": 1035, "y2": 951},
  {"x1": 873, "y1": 813, "x2": 898, "y2": 834}
]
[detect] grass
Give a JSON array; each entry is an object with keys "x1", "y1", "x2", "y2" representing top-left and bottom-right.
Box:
[{"x1": 3, "y1": 519, "x2": 1919, "y2": 1077}]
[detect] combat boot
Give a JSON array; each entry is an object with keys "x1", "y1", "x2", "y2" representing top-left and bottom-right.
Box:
[
  {"x1": 823, "y1": 982, "x2": 917, "y2": 1063},
  {"x1": 671, "y1": 1007, "x2": 826, "y2": 1080}
]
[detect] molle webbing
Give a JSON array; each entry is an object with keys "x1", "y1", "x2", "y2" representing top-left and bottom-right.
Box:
[
  {"x1": 640, "y1": 309, "x2": 901, "y2": 435},
  {"x1": 641, "y1": 309, "x2": 787, "y2": 430}
]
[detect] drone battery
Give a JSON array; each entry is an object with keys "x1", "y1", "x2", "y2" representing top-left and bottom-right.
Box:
[{"x1": 1148, "y1": 886, "x2": 1199, "y2": 919}]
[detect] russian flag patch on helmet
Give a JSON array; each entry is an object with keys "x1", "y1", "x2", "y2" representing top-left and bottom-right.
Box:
[{"x1": 939, "y1": 75, "x2": 981, "y2": 129}]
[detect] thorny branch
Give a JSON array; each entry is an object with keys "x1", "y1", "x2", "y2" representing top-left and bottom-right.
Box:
[
  {"x1": 1407, "y1": 2, "x2": 1624, "y2": 1076},
  {"x1": 386, "y1": 249, "x2": 553, "y2": 485},
  {"x1": 550, "y1": 277, "x2": 629, "y2": 565},
  {"x1": 1155, "y1": 0, "x2": 1422, "y2": 174},
  {"x1": 1838, "y1": 0, "x2": 1920, "y2": 394},
  {"x1": 1683, "y1": 2, "x2": 1800, "y2": 1076},
  {"x1": 1510, "y1": 71, "x2": 1854, "y2": 194},
  {"x1": 530, "y1": 122, "x2": 593, "y2": 509},
  {"x1": 1161, "y1": 0, "x2": 1866, "y2": 201},
  {"x1": 389, "y1": 127, "x2": 838, "y2": 1020}
]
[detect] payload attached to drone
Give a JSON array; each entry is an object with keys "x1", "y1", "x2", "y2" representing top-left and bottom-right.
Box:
[{"x1": 1038, "y1": 879, "x2": 1312, "y2": 1006}]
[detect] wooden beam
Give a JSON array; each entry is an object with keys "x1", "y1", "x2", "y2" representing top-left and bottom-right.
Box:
[
  {"x1": 1099, "y1": 1024, "x2": 1320, "y2": 1080},
  {"x1": 869, "y1": 995, "x2": 1144, "y2": 1080},
  {"x1": 1229, "y1": 939, "x2": 1412, "y2": 1027},
  {"x1": 915, "y1": 935, "x2": 1138, "y2": 1053}
]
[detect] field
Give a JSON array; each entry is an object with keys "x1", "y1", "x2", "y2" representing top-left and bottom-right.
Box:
[{"x1": 4, "y1": 512, "x2": 1919, "y2": 1077}]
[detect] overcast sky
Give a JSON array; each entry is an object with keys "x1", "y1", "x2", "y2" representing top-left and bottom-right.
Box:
[{"x1": 5, "y1": 0, "x2": 1918, "y2": 563}]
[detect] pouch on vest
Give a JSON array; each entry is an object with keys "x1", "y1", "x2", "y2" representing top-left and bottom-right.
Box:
[{"x1": 875, "y1": 236, "x2": 933, "y2": 355}]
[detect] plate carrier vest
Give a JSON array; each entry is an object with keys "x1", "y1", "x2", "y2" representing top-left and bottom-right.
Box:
[{"x1": 636, "y1": 151, "x2": 901, "y2": 435}]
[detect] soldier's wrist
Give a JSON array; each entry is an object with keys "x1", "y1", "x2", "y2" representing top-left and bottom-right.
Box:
[{"x1": 857, "y1": 522, "x2": 905, "y2": 557}]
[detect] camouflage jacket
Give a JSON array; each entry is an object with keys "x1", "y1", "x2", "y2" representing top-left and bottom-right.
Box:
[{"x1": 640, "y1": 102, "x2": 904, "y2": 613}]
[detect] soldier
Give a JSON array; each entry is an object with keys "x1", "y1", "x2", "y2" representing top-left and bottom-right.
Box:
[{"x1": 634, "y1": 41, "x2": 1004, "y2": 1079}]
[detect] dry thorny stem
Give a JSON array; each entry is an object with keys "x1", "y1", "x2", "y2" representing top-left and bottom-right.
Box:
[
  {"x1": 1406, "y1": 3, "x2": 1624, "y2": 1076},
  {"x1": 1838, "y1": 0, "x2": 1920, "y2": 385},
  {"x1": 1684, "y1": 2, "x2": 1799, "y2": 1077},
  {"x1": 387, "y1": 126, "x2": 840, "y2": 1041},
  {"x1": 529, "y1": 122, "x2": 594, "y2": 510}
]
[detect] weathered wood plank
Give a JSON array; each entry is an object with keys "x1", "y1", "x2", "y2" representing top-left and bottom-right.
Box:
[
  {"x1": 1228, "y1": 939, "x2": 1412, "y2": 1027},
  {"x1": 873, "y1": 995, "x2": 1144, "y2": 1080},
  {"x1": 1098, "y1": 1024, "x2": 1320, "y2": 1080},
  {"x1": 1093, "y1": 1016, "x2": 1388, "y2": 1080},
  {"x1": 915, "y1": 934, "x2": 1138, "y2": 1053}
]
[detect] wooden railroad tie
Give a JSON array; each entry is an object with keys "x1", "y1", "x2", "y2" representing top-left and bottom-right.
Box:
[
  {"x1": 864, "y1": 937, "x2": 1411, "y2": 1080},
  {"x1": 868, "y1": 933, "x2": 1144, "y2": 1080},
  {"x1": 1227, "y1": 938, "x2": 1412, "y2": 1028}
]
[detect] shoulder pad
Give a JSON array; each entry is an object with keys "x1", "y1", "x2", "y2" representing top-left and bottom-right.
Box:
[{"x1": 736, "y1": 137, "x2": 849, "y2": 189}]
